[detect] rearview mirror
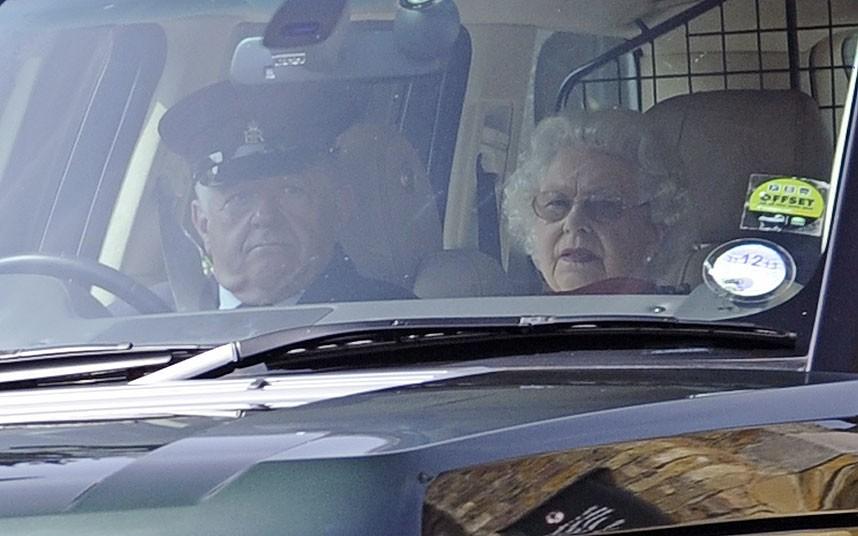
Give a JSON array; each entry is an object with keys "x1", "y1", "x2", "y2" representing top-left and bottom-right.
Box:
[{"x1": 230, "y1": 0, "x2": 461, "y2": 84}]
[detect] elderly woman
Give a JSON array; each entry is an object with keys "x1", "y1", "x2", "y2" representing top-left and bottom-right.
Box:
[{"x1": 503, "y1": 110, "x2": 694, "y2": 294}]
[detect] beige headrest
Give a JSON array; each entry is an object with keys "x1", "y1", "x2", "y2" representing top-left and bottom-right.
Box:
[
  {"x1": 646, "y1": 90, "x2": 832, "y2": 244},
  {"x1": 335, "y1": 123, "x2": 442, "y2": 288},
  {"x1": 413, "y1": 249, "x2": 514, "y2": 298}
]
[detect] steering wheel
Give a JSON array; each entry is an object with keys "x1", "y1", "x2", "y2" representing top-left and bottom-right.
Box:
[{"x1": 0, "y1": 254, "x2": 171, "y2": 314}]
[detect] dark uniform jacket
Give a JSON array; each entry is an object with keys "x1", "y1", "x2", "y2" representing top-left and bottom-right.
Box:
[
  {"x1": 114, "y1": 246, "x2": 413, "y2": 314},
  {"x1": 270, "y1": 248, "x2": 414, "y2": 306}
]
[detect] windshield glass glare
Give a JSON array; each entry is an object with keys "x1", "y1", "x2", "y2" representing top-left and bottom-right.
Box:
[{"x1": 0, "y1": 0, "x2": 854, "y2": 352}]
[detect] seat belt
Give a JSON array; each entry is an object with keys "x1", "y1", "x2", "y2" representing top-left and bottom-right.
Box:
[
  {"x1": 476, "y1": 153, "x2": 502, "y2": 262},
  {"x1": 156, "y1": 175, "x2": 216, "y2": 311}
]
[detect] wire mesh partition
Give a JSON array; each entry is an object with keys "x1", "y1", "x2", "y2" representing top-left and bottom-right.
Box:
[{"x1": 555, "y1": 0, "x2": 858, "y2": 143}]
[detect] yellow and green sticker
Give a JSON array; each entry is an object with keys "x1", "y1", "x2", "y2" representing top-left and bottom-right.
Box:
[
  {"x1": 741, "y1": 175, "x2": 828, "y2": 237},
  {"x1": 748, "y1": 177, "x2": 825, "y2": 218}
]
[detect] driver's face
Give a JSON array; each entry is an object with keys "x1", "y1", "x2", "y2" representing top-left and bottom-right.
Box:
[{"x1": 191, "y1": 164, "x2": 344, "y2": 306}]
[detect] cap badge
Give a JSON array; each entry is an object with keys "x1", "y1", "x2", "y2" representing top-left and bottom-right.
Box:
[{"x1": 243, "y1": 121, "x2": 265, "y2": 145}]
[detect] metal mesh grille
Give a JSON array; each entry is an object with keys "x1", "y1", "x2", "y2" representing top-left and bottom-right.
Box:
[{"x1": 558, "y1": 0, "x2": 858, "y2": 143}]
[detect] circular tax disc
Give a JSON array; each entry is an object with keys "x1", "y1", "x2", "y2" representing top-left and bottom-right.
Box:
[{"x1": 702, "y1": 239, "x2": 796, "y2": 303}]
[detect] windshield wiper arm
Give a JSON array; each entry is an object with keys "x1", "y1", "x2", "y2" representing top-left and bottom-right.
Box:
[{"x1": 131, "y1": 316, "x2": 797, "y2": 384}]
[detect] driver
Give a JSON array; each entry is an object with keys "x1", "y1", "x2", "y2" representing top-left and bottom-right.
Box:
[{"x1": 158, "y1": 81, "x2": 413, "y2": 308}]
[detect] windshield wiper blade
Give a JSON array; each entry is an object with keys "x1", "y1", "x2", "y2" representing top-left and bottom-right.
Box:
[
  {"x1": 131, "y1": 316, "x2": 797, "y2": 384},
  {"x1": 0, "y1": 343, "x2": 207, "y2": 361},
  {"x1": 0, "y1": 343, "x2": 136, "y2": 360},
  {"x1": 0, "y1": 343, "x2": 208, "y2": 387}
]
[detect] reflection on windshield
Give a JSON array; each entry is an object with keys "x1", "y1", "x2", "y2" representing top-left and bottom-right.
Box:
[{"x1": 0, "y1": 0, "x2": 852, "y2": 350}]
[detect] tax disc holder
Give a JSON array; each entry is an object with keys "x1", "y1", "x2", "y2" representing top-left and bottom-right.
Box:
[{"x1": 703, "y1": 239, "x2": 797, "y2": 304}]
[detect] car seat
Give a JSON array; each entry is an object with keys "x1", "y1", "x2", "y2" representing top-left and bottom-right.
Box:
[
  {"x1": 645, "y1": 89, "x2": 833, "y2": 289},
  {"x1": 809, "y1": 30, "x2": 857, "y2": 139},
  {"x1": 334, "y1": 122, "x2": 443, "y2": 290},
  {"x1": 336, "y1": 122, "x2": 513, "y2": 298},
  {"x1": 412, "y1": 248, "x2": 513, "y2": 297}
]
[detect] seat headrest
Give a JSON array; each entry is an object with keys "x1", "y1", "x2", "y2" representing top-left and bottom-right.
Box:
[
  {"x1": 646, "y1": 90, "x2": 832, "y2": 245},
  {"x1": 412, "y1": 249, "x2": 513, "y2": 298},
  {"x1": 335, "y1": 123, "x2": 442, "y2": 288}
]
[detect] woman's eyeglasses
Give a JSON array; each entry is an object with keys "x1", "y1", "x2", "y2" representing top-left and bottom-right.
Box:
[{"x1": 532, "y1": 191, "x2": 647, "y2": 224}]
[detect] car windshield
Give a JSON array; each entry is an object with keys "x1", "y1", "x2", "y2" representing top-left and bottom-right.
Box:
[{"x1": 0, "y1": 0, "x2": 854, "y2": 356}]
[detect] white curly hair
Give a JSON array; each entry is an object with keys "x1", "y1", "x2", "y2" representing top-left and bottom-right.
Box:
[{"x1": 503, "y1": 110, "x2": 695, "y2": 283}]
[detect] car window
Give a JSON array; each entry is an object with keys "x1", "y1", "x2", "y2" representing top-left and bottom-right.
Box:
[{"x1": 0, "y1": 0, "x2": 854, "y2": 361}]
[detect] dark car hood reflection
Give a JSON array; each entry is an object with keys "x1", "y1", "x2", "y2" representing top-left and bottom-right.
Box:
[{"x1": 0, "y1": 367, "x2": 855, "y2": 533}]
